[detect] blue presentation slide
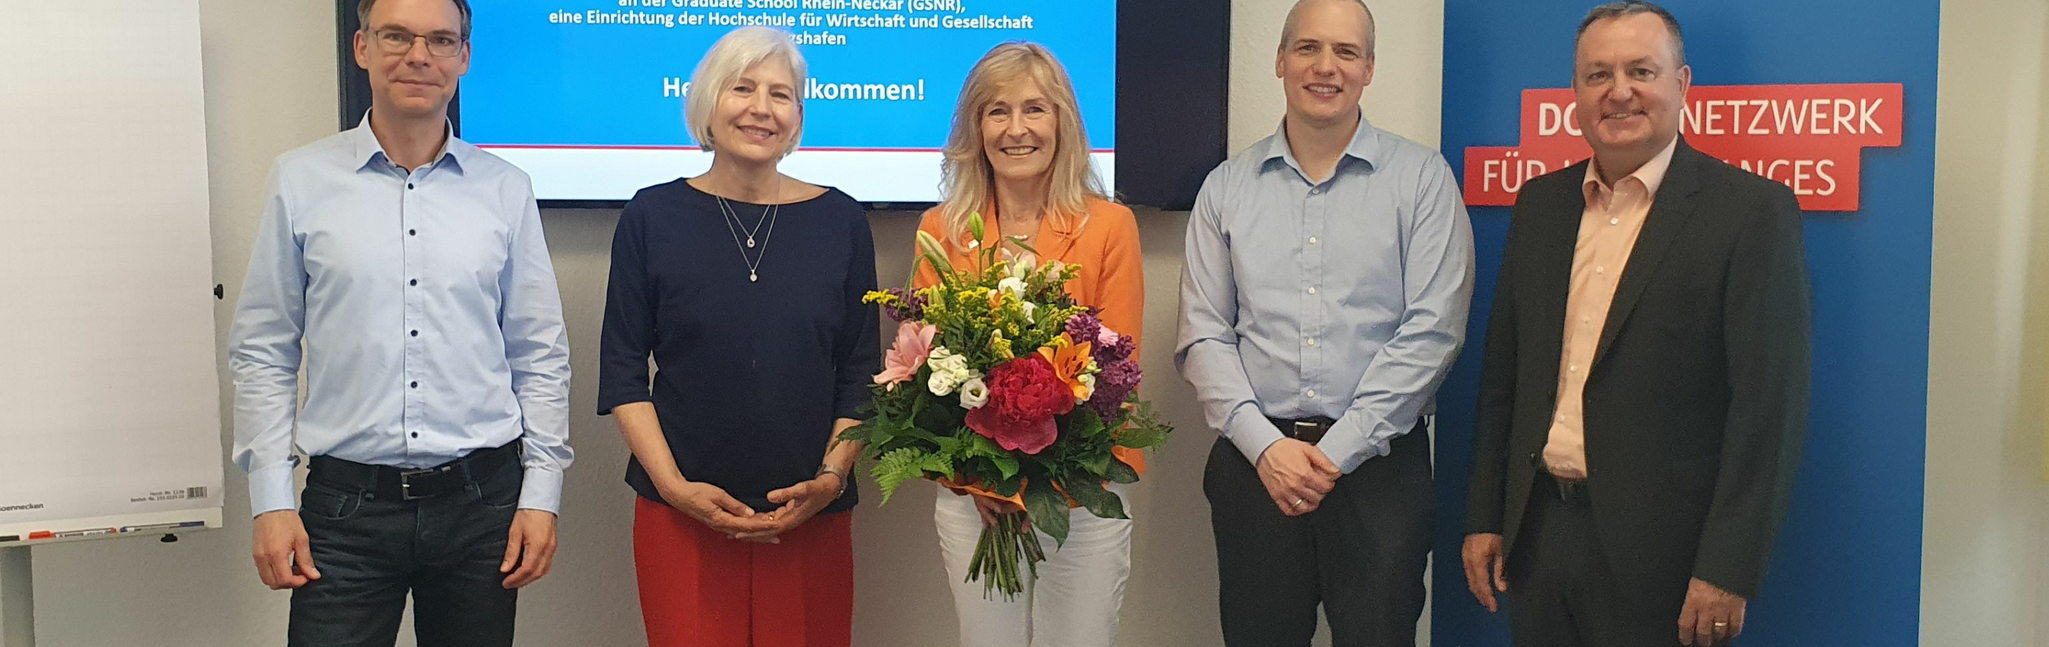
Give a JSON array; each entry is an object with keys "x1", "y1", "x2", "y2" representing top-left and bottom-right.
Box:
[{"x1": 460, "y1": 0, "x2": 1117, "y2": 202}]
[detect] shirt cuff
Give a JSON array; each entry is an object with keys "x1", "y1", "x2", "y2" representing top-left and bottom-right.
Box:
[
  {"x1": 518, "y1": 467, "x2": 564, "y2": 514},
  {"x1": 1321, "y1": 415, "x2": 1393, "y2": 474},
  {"x1": 1225, "y1": 407, "x2": 1285, "y2": 465},
  {"x1": 247, "y1": 463, "x2": 297, "y2": 517}
]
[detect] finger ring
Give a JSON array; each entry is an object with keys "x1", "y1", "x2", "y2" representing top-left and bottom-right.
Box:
[
  {"x1": 1291, "y1": 498, "x2": 1307, "y2": 508},
  {"x1": 1713, "y1": 622, "x2": 1729, "y2": 629}
]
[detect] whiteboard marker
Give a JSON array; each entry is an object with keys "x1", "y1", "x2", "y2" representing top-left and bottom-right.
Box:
[{"x1": 119, "y1": 521, "x2": 205, "y2": 533}]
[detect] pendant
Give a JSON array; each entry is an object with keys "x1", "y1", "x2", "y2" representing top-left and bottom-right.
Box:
[
  {"x1": 749, "y1": 272, "x2": 758, "y2": 282},
  {"x1": 746, "y1": 236, "x2": 756, "y2": 248}
]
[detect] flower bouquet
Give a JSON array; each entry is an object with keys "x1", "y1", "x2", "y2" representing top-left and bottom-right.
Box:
[{"x1": 840, "y1": 219, "x2": 1171, "y2": 599}]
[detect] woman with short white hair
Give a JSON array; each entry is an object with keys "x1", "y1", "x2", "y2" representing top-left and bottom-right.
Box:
[{"x1": 597, "y1": 25, "x2": 878, "y2": 647}]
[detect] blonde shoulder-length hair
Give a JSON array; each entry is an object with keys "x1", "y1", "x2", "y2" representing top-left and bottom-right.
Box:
[
  {"x1": 685, "y1": 26, "x2": 808, "y2": 157},
  {"x1": 938, "y1": 42, "x2": 1107, "y2": 246}
]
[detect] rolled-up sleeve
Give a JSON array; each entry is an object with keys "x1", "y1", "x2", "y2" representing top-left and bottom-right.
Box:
[
  {"x1": 598, "y1": 197, "x2": 657, "y2": 416},
  {"x1": 834, "y1": 209, "x2": 882, "y2": 419}
]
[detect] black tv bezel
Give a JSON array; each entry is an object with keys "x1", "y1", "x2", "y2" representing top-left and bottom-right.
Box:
[{"x1": 338, "y1": 1, "x2": 1226, "y2": 211}]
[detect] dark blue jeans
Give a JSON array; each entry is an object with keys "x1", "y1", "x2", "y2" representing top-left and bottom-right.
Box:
[{"x1": 287, "y1": 459, "x2": 522, "y2": 647}]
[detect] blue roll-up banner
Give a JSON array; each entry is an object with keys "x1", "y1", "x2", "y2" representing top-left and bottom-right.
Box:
[{"x1": 1434, "y1": 1, "x2": 1936, "y2": 645}]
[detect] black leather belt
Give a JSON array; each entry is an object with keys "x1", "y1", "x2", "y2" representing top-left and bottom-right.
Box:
[
  {"x1": 1267, "y1": 416, "x2": 1336, "y2": 444},
  {"x1": 307, "y1": 442, "x2": 520, "y2": 502}
]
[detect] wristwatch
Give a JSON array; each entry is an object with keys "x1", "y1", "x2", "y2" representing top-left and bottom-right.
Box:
[{"x1": 816, "y1": 464, "x2": 850, "y2": 498}]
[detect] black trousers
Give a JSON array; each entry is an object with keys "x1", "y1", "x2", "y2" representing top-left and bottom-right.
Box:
[
  {"x1": 287, "y1": 456, "x2": 523, "y2": 647},
  {"x1": 1204, "y1": 420, "x2": 1435, "y2": 647},
  {"x1": 1507, "y1": 476, "x2": 1691, "y2": 647}
]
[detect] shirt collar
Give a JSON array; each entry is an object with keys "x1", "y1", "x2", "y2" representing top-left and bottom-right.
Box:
[
  {"x1": 1262, "y1": 113, "x2": 1385, "y2": 179},
  {"x1": 346, "y1": 111, "x2": 469, "y2": 174},
  {"x1": 1583, "y1": 135, "x2": 1679, "y2": 202}
]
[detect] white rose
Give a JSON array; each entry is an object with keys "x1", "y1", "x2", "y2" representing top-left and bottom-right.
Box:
[
  {"x1": 958, "y1": 377, "x2": 990, "y2": 409},
  {"x1": 928, "y1": 368, "x2": 963, "y2": 396},
  {"x1": 932, "y1": 353, "x2": 969, "y2": 375}
]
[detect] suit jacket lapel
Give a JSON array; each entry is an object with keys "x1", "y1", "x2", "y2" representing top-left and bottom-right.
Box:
[
  {"x1": 1592, "y1": 139, "x2": 1705, "y2": 369},
  {"x1": 1527, "y1": 164, "x2": 1588, "y2": 382}
]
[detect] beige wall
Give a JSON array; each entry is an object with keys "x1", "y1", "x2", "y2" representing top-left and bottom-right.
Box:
[
  {"x1": 26, "y1": 1, "x2": 1446, "y2": 646},
  {"x1": 1922, "y1": 0, "x2": 2049, "y2": 645},
  {"x1": 1229, "y1": 0, "x2": 1444, "y2": 151}
]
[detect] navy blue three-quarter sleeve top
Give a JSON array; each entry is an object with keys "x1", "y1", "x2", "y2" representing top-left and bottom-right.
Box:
[{"x1": 597, "y1": 178, "x2": 880, "y2": 514}]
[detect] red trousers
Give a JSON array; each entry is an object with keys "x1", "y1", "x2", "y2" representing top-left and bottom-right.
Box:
[{"x1": 633, "y1": 497, "x2": 854, "y2": 647}]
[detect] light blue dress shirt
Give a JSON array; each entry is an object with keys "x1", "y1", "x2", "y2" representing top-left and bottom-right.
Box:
[
  {"x1": 1176, "y1": 117, "x2": 1475, "y2": 473},
  {"x1": 229, "y1": 118, "x2": 572, "y2": 516}
]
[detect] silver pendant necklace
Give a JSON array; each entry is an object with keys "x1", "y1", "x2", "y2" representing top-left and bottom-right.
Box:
[{"x1": 716, "y1": 178, "x2": 781, "y2": 282}]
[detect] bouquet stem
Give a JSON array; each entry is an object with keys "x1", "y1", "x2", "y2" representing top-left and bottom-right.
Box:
[{"x1": 962, "y1": 511, "x2": 1046, "y2": 600}]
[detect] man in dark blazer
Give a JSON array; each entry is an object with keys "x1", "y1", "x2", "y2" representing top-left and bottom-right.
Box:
[{"x1": 1460, "y1": 2, "x2": 1811, "y2": 646}]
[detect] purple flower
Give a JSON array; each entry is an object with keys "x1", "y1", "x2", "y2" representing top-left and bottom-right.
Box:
[
  {"x1": 880, "y1": 288, "x2": 927, "y2": 322},
  {"x1": 1094, "y1": 331, "x2": 1136, "y2": 365},
  {"x1": 1083, "y1": 357, "x2": 1143, "y2": 422},
  {"x1": 1064, "y1": 309, "x2": 1102, "y2": 348}
]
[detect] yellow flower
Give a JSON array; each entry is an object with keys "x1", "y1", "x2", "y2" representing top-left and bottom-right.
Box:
[{"x1": 990, "y1": 329, "x2": 1014, "y2": 360}]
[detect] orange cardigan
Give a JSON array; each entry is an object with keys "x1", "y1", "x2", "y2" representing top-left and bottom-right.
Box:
[{"x1": 912, "y1": 197, "x2": 1149, "y2": 498}]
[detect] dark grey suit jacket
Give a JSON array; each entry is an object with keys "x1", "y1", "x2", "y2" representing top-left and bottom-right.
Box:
[{"x1": 1464, "y1": 137, "x2": 1812, "y2": 601}]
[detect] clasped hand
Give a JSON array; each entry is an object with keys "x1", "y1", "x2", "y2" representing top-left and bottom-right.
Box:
[
  {"x1": 661, "y1": 473, "x2": 843, "y2": 543},
  {"x1": 1256, "y1": 438, "x2": 1341, "y2": 516}
]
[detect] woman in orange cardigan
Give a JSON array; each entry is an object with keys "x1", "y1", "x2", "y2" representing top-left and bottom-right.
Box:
[{"x1": 912, "y1": 42, "x2": 1144, "y2": 647}]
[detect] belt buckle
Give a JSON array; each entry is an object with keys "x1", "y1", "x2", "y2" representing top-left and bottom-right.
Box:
[
  {"x1": 398, "y1": 465, "x2": 454, "y2": 501},
  {"x1": 1292, "y1": 420, "x2": 1328, "y2": 444}
]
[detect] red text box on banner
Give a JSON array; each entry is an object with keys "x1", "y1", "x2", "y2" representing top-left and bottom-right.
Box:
[{"x1": 1464, "y1": 83, "x2": 1902, "y2": 211}]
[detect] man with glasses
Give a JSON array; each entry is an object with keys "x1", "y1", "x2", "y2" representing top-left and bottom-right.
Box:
[{"x1": 228, "y1": 0, "x2": 572, "y2": 644}]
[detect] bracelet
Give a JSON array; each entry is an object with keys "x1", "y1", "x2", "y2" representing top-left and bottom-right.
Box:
[{"x1": 816, "y1": 464, "x2": 849, "y2": 498}]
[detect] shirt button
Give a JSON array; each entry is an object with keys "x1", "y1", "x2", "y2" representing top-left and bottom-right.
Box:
[
  {"x1": 409, "y1": 279, "x2": 418, "y2": 286},
  {"x1": 409, "y1": 229, "x2": 417, "y2": 236},
  {"x1": 1306, "y1": 389, "x2": 1318, "y2": 398},
  {"x1": 410, "y1": 330, "x2": 419, "y2": 337},
  {"x1": 1595, "y1": 265, "x2": 1605, "y2": 274},
  {"x1": 1610, "y1": 217, "x2": 1620, "y2": 225},
  {"x1": 1310, "y1": 187, "x2": 1324, "y2": 195},
  {"x1": 1306, "y1": 338, "x2": 1317, "y2": 346},
  {"x1": 410, "y1": 432, "x2": 419, "y2": 439},
  {"x1": 1569, "y1": 364, "x2": 1579, "y2": 372},
  {"x1": 410, "y1": 381, "x2": 419, "y2": 388},
  {"x1": 1307, "y1": 287, "x2": 1318, "y2": 295},
  {"x1": 407, "y1": 183, "x2": 415, "y2": 190},
  {"x1": 1308, "y1": 236, "x2": 1319, "y2": 245}
]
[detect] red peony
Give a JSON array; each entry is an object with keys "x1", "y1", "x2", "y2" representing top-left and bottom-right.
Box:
[{"x1": 965, "y1": 354, "x2": 1075, "y2": 454}]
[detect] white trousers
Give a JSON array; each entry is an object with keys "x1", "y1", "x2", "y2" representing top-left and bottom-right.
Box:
[{"x1": 932, "y1": 481, "x2": 1134, "y2": 647}]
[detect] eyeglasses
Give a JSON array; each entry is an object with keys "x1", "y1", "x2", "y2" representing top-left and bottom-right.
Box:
[{"x1": 370, "y1": 28, "x2": 465, "y2": 58}]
